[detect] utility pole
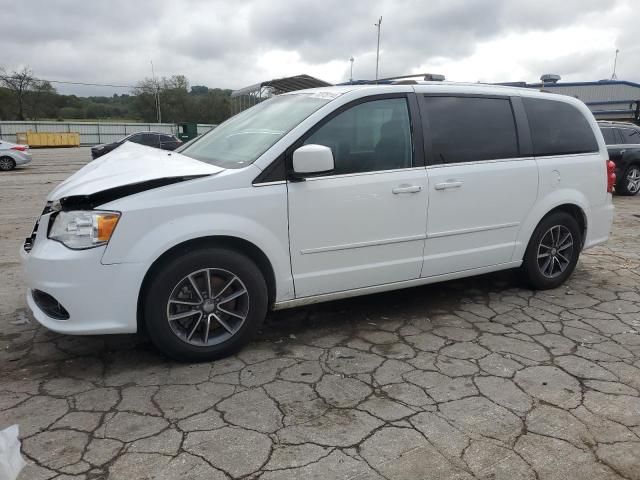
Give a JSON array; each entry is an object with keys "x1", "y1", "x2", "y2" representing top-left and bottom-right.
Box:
[
  {"x1": 349, "y1": 57, "x2": 355, "y2": 83},
  {"x1": 151, "y1": 60, "x2": 162, "y2": 123},
  {"x1": 374, "y1": 16, "x2": 382, "y2": 82},
  {"x1": 611, "y1": 49, "x2": 620, "y2": 80}
]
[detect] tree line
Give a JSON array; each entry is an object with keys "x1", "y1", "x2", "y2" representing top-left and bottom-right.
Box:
[{"x1": 0, "y1": 67, "x2": 234, "y2": 124}]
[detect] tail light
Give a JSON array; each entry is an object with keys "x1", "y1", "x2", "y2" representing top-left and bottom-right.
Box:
[
  {"x1": 11, "y1": 145, "x2": 28, "y2": 152},
  {"x1": 606, "y1": 160, "x2": 616, "y2": 193}
]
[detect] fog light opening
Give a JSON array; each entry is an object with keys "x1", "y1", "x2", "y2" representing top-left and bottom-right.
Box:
[{"x1": 32, "y1": 290, "x2": 70, "y2": 320}]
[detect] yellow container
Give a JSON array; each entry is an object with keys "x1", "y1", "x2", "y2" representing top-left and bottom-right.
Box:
[{"x1": 17, "y1": 132, "x2": 80, "y2": 148}]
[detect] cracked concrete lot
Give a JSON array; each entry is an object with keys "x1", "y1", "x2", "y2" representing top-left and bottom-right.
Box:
[{"x1": 1, "y1": 148, "x2": 640, "y2": 480}]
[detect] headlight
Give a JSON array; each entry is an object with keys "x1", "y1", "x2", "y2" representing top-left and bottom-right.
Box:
[{"x1": 49, "y1": 210, "x2": 120, "y2": 249}]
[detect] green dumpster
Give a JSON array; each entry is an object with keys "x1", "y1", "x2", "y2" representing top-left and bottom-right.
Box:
[{"x1": 177, "y1": 122, "x2": 198, "y2": 142}]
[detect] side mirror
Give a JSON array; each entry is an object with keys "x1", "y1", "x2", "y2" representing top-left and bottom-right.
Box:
[{"x1": 292, "y1": 144, "x2": 334, "y2": 176}]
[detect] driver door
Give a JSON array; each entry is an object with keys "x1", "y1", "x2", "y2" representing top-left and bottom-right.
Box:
[{"x1": 287, "y1": 95, "x2": 428, "y2": 297}]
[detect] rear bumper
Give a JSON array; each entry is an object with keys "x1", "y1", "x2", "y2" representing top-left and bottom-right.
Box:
[
  {"x1": 10, "y1": 152, "x2": 32, "y2": 166},
  {"x1": 584, "y1": 199, "x2": 615, "y2": 249},
  {"x1": 21, "y1": 231, "x2": 143, "y2": 335}
]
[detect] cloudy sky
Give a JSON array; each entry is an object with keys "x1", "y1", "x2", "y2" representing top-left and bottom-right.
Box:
[{"x1": 2, "y1": 0, "x2": 638, "y2": 96}]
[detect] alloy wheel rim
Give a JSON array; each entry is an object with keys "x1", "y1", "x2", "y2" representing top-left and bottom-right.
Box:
[
  {"x1": 166, "y1": 268, "x2": 249, "y2": 346},
  {"x1": 536, "y1": 225, "x2": 574, "y2": 279},
  {"x1": 0, "y1": 158, "x2": 13, "y2": 170},
  {"x1": 627, "y1": 167, "x2": 640, "y2": 194}
]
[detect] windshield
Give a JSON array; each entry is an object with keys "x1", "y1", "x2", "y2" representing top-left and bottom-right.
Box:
[{"x1": 179, "y1": 93, "x2": 334, "y2": 168}]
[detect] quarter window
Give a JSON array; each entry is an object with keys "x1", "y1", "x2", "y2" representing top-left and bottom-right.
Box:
[
  {"x1": 422, "y1": 96, "x2": 519, "y2": 164},
  {"x1": 619, "y1": 127, "x2": 640, "y2": 145},
  {"x1": 127, "y1": 133, "x2": 143, "y2": 144},
  {"x1": 303, "y1": 98, "x2": 412, "y2": 174},
  {"x1": 600, "y1": 128, "x2": 618, "y2": 145},
  {"x1": 523, "y1": 98, "x2": 598, "y2": 156}
]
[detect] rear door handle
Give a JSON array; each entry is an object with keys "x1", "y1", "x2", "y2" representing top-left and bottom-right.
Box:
[
  {"x1": 392, "y1": 184, "x2": 422, "y2": 194},
  {"x1": 434, "y1": 181, "x2": 463, "y2": 190}
]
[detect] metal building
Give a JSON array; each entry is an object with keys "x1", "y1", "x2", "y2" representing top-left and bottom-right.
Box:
[
  {"x1": 497, "y1": 79, "x2": 640, "y2": 122},
  {"x1": 230, "y1": 74, "x2": 332, "y2": 114}
]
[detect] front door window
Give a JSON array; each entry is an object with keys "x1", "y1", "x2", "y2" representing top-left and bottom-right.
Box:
[{"x1": 303, "y1": 98, "x2": 412, "y2": 174}]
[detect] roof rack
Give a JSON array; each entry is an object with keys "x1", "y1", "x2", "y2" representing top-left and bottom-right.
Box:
[
  {"x1": 384, "y1": 73, "x2": 446, "y2": 83},
  {"x1": 342, "y1": 73, "x2": 445, "y2": 85},
  {"x1": 597, "y1": 120, "x2": 637, "y2": 125}
]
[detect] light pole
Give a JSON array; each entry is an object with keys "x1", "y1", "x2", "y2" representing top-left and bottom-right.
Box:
[
  {"x1": 374, "y1": 16, "x2": 382, "y2": 82},
  {"x1": 611, "y1": 49, "x2": 620, "y2": 80},
  {"x1": 349, "y1": 57, "x2": 354, "y2": 83},
  {"x1": 150, "y1": 60, "x2": 162, "y2": 123}
]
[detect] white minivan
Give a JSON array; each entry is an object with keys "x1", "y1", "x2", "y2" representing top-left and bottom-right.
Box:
[{"x1": 21, "y1": 82, "x2": 615, "y2": 360}]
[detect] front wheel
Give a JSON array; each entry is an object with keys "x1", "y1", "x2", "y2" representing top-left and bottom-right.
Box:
[
  {"x1": 144, "y1": 247, "x2": 268, "y2": 361},
  {"x1": 520, "y1": 212, "x2": 581, "y2": 290},
  {"x1": 617, "y1": 165, "x2": 640, "y2": 196}
]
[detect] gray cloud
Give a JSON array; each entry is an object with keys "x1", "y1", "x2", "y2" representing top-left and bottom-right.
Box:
[{"x1": 1, "y1": 0, "x2": 636, "y2": 96}]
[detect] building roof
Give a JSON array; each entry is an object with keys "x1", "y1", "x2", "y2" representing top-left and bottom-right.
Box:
[
  {"x1": 496, "y1": 80, "x2": 640, "y2": 89},
  {"x1": 231, "y1": 74, "x2": 332, "y2": 97},
  {"x1": 597, "y1": 120, "x2": 639, "y2": 126}
]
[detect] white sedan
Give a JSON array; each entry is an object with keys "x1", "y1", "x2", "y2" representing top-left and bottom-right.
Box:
[{"x1": 0, "y1": 140, "x2": 32, "y2": 171}]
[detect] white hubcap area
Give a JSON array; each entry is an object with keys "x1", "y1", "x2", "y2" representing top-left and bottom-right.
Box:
[
  {"x1": 627, "y1": 168, "x2": 640, "y2": 194},
  {"x1": 0, "y1": 158, "x2": 14, "y2": 170},
  {"x1": 537, "y1": 225, "x2": 574, "y2": 279}
]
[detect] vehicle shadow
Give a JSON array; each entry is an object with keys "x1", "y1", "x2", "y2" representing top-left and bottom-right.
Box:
[{"x1": 1, "y1": 269, "x2": 525, "y2": 373}]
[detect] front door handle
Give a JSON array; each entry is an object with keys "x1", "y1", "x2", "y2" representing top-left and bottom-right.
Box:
[
  {"x1": 434, "y1": 180, "x2": 463, "y2": 190},
  {"x1": 392, "y1": 184, "x2": 422, "y2": 194}
]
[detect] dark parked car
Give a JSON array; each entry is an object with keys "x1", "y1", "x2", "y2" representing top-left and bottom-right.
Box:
[
  {"x1": 91, "y1": 132, "x2": 182, "y2": 159},
  {"x1": 598, "y1": 121, "x2": 640, "y2": 196}
]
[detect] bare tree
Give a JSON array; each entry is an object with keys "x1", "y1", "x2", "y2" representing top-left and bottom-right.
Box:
[
  {"x1": 133, "y1": 75, "x2": 190, "y2": 123},
  {"x1": 0, "y1": 66, "x2": 36, "y2": 120},
  {"x1": 27, "y1": 80, "x2": 56, "y2": 120}
]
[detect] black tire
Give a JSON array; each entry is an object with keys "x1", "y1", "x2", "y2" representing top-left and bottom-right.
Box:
[
  {"x1": 616, "y1": 164, "x2": 640, "y2": 196},
  {"x1": 520, "y1": 211, "x2": 582, "y2": 290},
  {"x1": 144, "y1": 247, "x2": 268, "y2": 361},
  {"x1": 0, "y1": 156, "x2": 16, "y2": 171}
]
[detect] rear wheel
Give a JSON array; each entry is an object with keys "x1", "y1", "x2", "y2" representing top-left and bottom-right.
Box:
[
  {"x1": 617, "y1": 165, "x2": 640, "y2": 196},
  {"x1": 144, "y1": 247, "x2": 268, "y2": 361},
  {"x1": 520, "y1": 211, "x2": 581, "y2": 290},
  {"x1": 0, "y1": 157, "x2": 16, "y2": 171}
]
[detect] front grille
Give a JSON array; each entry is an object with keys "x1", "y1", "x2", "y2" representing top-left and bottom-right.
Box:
[
  {"x1": 32, "y1": 290, "x2": 70, "y2": 320},
  {"x1": 23, "y1": 202, "x2": 53, "y2": 252}
]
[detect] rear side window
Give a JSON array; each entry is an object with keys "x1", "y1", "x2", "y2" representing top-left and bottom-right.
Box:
[
  {"x1": 523, "y1": 98, "x2": 598, "y2": 156},
  {"x1": 600, "y1": 128, "x2": 618, "y2": 145},
  {"x1": 422, "y1": 96, "x2": 519, "y2": 164},
  {"x1": 619, "y1": 127, "x2": 640, "y2": 145},
  {"x1": 140, "y1": 133, "x2": 160, "y2": 147}
]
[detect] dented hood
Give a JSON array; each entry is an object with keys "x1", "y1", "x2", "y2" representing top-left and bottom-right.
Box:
[{"x1": 48, "y1": 142, "x2": 222, "y2": 201}]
